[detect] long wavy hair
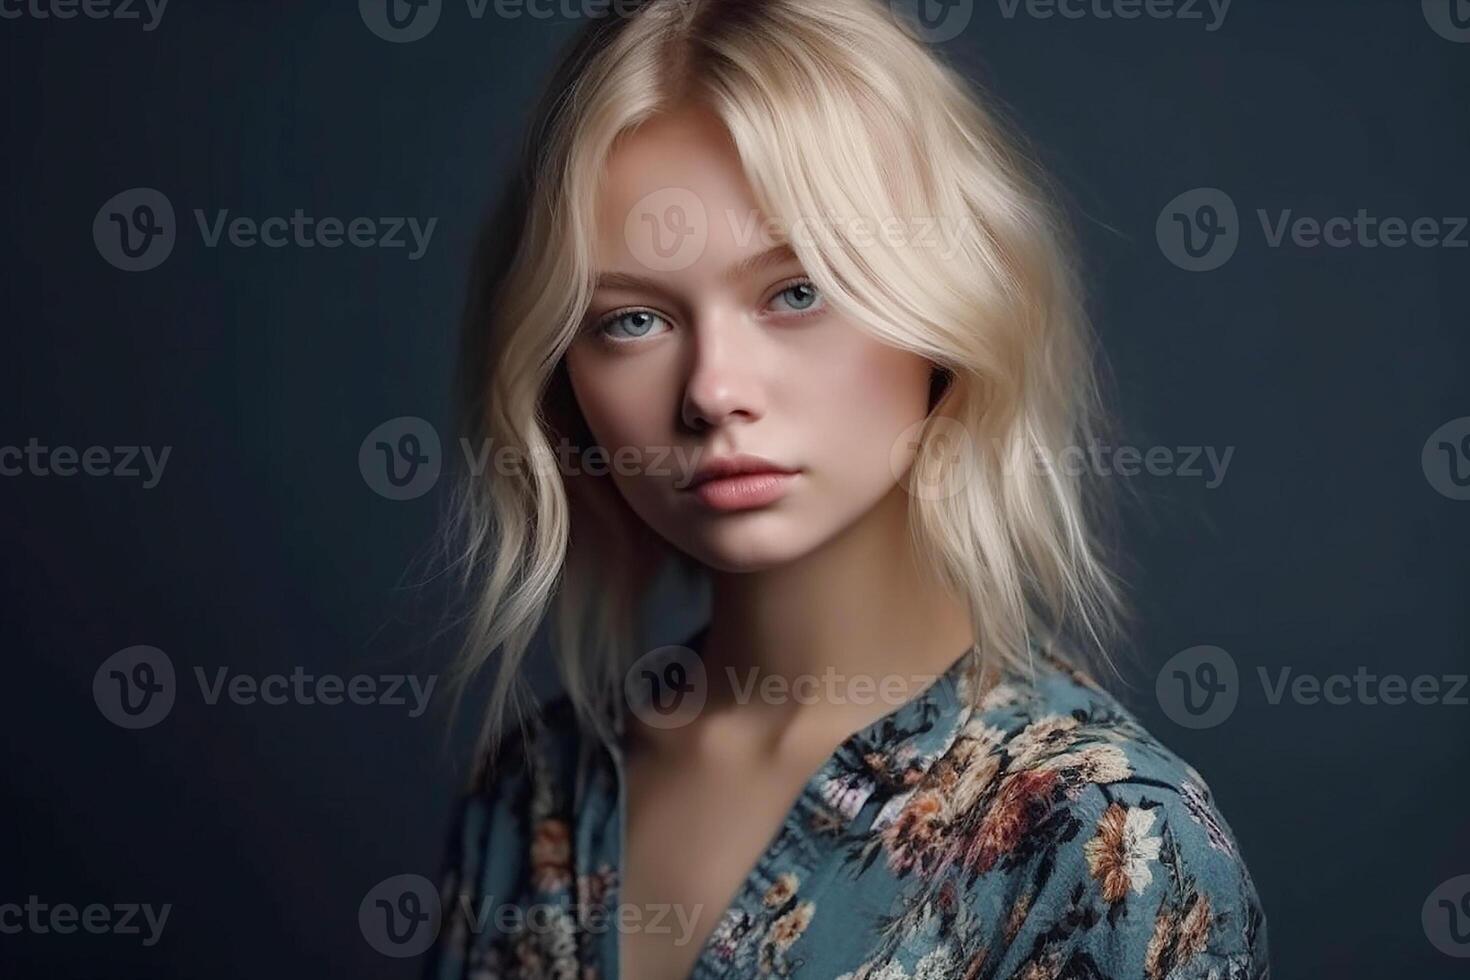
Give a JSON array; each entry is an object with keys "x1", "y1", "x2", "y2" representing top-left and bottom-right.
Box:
[{"x1": 444, "y1": 0, "x2": 1130, "y2": 772}]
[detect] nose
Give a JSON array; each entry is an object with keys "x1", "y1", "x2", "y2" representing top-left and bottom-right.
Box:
[{"x1": 680, "y1": 311, "x2": 765, "y2": 432}]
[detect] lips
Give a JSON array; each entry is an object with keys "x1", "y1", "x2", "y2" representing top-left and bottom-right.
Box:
[
  {"x1": 682, "y1": 453, "x2": 800, "y2": 512},
  {"x1": 684, "y1": 453, "x2": 799, "y2": 491}
]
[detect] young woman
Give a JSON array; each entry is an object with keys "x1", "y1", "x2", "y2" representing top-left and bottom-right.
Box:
[{"x1": 428, "y1": 2, "x2": 1268, "y2": 978}]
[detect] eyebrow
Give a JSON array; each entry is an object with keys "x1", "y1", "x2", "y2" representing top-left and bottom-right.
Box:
[{"x1": 593, "y1": 243, "x2": 801, "y2": 293}]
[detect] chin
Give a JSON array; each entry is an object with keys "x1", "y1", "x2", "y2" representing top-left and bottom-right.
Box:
[{"x1": 680, "y1": 519, "x2": 820, "y2": 573}]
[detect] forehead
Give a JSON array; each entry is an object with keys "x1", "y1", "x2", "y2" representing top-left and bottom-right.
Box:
[{"x1": 593, "y1": 105, "x2": 777, "y2": 276}]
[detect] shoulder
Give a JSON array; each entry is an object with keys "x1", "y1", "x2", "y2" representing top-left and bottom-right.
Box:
[
  {"x1": 436, "y1": 693, "x2": 587, "y2": 896},
  {"x1": 467, "y1": 691, "x2": 584, "y2": 800},
  {"x1": 947, "y1": 658, "x2": 1270, "y2": 978},
  {"x1": 429, "y1": 694, "x2": 588, "y2": 976}
]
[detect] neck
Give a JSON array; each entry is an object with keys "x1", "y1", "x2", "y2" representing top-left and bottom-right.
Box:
[{"x1": 700, "y1": 484, "x2": 975, "y2": 712}]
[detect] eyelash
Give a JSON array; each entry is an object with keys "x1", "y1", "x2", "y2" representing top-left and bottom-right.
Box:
[{"x1": 589, "y1": 278, "x2": 826, "y2": 345}]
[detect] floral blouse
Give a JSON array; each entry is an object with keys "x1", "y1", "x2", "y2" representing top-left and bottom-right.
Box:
[{"x1": 427, "y1": 639, "x2": 1269, "y2": 980}]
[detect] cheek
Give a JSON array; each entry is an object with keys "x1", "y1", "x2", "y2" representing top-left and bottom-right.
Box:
[
  {"x1": 799, "y1": 339, "x2": 934, "y2": 474},
  {"x1": 564, "y1": 347, "x2": 673, "y2": 452}
]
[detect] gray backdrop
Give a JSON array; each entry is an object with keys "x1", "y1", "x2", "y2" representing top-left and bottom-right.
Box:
[{"x1": 1, "y1": 0, "x2": 1467, "y2": 976}]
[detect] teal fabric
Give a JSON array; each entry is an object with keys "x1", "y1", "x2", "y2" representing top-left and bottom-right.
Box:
[{"x1": 428, "y1": 640, "x2": 1268, "y2": 979}]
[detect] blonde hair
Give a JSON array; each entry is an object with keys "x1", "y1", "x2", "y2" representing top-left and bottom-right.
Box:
[{"x1": 445, "y1": 0, "x2": 1129, "y2": 771}]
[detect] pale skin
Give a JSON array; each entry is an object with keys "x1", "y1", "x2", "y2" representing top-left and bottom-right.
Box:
[{"x1": 562, "y1": 103, "x2": 976, "y2": 980}]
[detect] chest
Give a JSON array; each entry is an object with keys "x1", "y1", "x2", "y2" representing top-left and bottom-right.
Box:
[{"x1": 615, "y1": 748, "x2": 824, "y2": 980}]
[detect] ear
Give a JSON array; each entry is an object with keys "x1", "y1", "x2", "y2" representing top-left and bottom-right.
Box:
[{"x1": 927, "y1": 365, "x2": 954, "y2": 413}]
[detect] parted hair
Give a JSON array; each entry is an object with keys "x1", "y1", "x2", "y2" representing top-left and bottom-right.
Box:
[{"x1": 444, "y1": 0, "x2": 1129, "y2": 769}]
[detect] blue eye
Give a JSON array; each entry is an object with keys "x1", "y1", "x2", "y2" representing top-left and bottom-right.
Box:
[
  {"x1": 598, "y1": 309, "x2": 668, "y2": 342},
  {"x1": 770, "y1": 280, "x2": 823, "y2": 314}
]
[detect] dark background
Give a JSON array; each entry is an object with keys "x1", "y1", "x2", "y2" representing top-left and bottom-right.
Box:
[{"x1": 2, "y1": 0, "x2": 1466, "y2": 976}]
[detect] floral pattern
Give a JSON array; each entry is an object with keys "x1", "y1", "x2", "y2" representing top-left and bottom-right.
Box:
[{"x1": 427, "y1": 643, "x2": 1269, "y2": 980}]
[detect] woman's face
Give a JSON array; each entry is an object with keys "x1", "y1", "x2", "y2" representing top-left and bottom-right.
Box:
[{"x1": 563, "y1": 104, "x2": 936, "y2": 572}]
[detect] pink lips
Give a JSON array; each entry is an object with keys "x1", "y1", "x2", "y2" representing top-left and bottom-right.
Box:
[
  {"x1": 683, "y1": 453, "x2": 799, "y2": 512},
  {"x1": 692, "y1": 471, "x2": 797, "y2": 511}
]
